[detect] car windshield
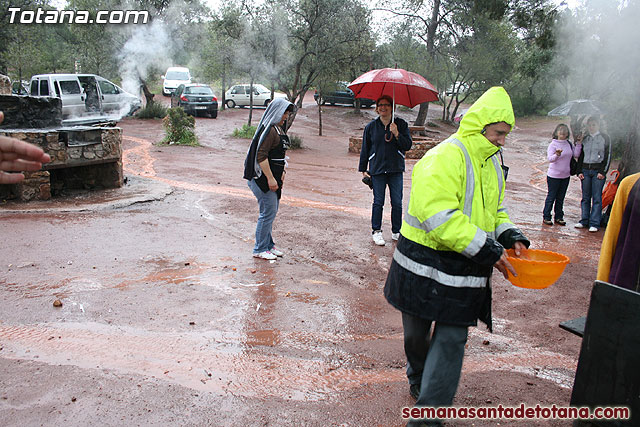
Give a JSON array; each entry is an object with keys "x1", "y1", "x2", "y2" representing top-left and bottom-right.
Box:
[
  {"x1": 166, "y1": 71, "x2": 189, "y2": 80},
  {"x1": 254, "y1": 84, "x2": 270, "y2": 93},
  {"x1": 185, "y1": 86, "x2": 213, "y2": 95}
]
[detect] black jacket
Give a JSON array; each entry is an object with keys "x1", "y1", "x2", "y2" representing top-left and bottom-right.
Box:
[{"x1": 358, "y1": 117, "x2": 412, "y2": 175}]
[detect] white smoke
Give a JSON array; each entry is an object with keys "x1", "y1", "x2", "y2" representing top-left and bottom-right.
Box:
[{"x1": 118, "y1": 20, "x2": 172, "y2": 99}]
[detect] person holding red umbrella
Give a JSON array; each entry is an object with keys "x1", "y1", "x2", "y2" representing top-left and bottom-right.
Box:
[{"x1": 358, "y1": 95, "x2": 413, "y2": 246}]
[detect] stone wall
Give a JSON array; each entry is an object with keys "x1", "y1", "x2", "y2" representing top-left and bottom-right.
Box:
[
  {"x1": 348, "y1": 136, "x2": 440, "y2": 159},
  {"x1": 0, "y1": 127, "x2": 123, "y2": 201},
  {"x1": 0, "y1": 94, "x2": 62, "y2": 129}
]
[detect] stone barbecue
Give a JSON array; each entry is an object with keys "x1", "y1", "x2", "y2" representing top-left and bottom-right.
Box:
[{"x1": 0, "y1": 94, "x2": 123, "y2": 201}]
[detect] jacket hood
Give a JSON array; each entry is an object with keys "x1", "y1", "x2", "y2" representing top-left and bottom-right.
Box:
[{"x1": 457, "y1": 87, "x2": 515, "y2": 138}]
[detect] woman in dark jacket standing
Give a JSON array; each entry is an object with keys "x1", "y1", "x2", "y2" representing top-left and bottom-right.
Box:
[
  {"x1": 358, "y1": 95, "x2": 412, "y2": 246},
  {"x1": 244, "y1": 98, "x2": 295, "y2": 260},
  {"x1": 574, "y1": 116, "x2": 611, "y2": 232}
]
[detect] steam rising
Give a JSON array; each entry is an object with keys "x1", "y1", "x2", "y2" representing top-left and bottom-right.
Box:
[
  {"x1": 554, "y1": 0, "x2": 640, "y2": 118},
  {"x1": 119, "y1": 20, "x2": 171, "y2": 99}
]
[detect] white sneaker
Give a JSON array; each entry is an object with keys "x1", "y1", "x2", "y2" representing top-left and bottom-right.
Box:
[
  {"x1": 574, "y1": 223, "x2": 586, "y2": 229},
  {"x1": 253, "y1": 251, "x2": 277, "y2": 260},
  {"x1": 372, "y1": 230, "x2": 385, "y2": 246},
  {"x1": 588, "y1": 226, "x2": 598, "y2": 232},
  {"x1": 270, "y1": 246, "x2": 284, "y2": 257},
  {"x1": 391, "y1": 232, "x2": 400, "y2": 241}
]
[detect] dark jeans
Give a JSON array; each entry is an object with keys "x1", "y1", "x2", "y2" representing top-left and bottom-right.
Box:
[
  {"x1": 403, "y1": 313, "x2": 468, "y2": 426},
  {"x1": 371, "y1": 172, "x2": 403, "y2": 233},
  {"x1": 580, "y1": 169, "x2": 605, "y2": 228},
  {"x1": 543, "y1": 176, "x2": 570, "y2": 221}
]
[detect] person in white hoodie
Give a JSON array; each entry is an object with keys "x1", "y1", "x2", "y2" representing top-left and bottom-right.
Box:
[{"x1": 542, "y1": 123, "x2": 579, "y2": 226}]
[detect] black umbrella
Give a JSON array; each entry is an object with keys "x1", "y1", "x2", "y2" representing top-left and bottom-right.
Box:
[{"x1": 547, "y1": 99, "x2": 602, "y2": 117}]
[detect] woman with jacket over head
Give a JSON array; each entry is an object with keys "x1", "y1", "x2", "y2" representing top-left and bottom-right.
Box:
[
  {"x1": 574, "y1": 116, "x2": 611, "y2": 232},
  {"x1": 542, "y1": 123, "x2": 579, "y2": 226},
  {"x1": 243, "y1": 98, "x2": 295, "y2": 260},
  {"x1": 358, "y1": 95, "x2": 413, "y2": 246}
]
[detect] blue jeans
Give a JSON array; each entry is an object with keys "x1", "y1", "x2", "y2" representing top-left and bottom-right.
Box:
[
  {"x1": 580, "y1": 169, "x2": 605, "y2": 228},
  {"x1": 371, "y1": 172, "x2": 403, "y2": 233},
  {"x1": 248, "y1": 179, "x2": 279, "y2": 253},
  {"x1": 543, "y1": 176, "x2": 570, "y2": 221}
]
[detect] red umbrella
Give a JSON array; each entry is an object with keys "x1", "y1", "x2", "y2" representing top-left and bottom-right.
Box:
[{"x1": 348, "y1": 68, "x2": 438, "y2": 119}]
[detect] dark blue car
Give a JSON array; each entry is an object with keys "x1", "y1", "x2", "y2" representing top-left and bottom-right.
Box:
[
  {"x1": 171, "y1": 84, "x2": 218, "y2": 118},
  {"x1": 314, "y1": 82, "x2": 374, "y2": 108}
]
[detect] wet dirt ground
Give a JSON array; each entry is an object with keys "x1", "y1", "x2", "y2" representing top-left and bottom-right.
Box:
[{"x1": 0, "y1": 95, "x2": 605, "y2": 426}]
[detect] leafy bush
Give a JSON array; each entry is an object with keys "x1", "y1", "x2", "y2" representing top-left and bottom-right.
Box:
[
  {"x1": 162, "y1": 107, "x2": 198, "y2": 146},
  {"x1": 288, "y1": 133, "x2": 303, "y2": 149},
  {"x1": 135, "y1": 101, "x2": 168, "y2": 119},
  {"x1": 232, "y1": 124, "x2": 257, "y2": 139}
]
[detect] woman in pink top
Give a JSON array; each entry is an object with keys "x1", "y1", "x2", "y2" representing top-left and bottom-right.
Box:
[{"x1": 542, "y1": 123, "x2": 580, "y2": 225}]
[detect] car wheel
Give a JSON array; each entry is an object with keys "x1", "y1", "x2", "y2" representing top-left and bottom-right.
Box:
[
  {"x1": 210, "y1": 110, "x2": 218, "y2": 119},
  {"x1": 226, "y1": 100, "x2": 235, "y2": 109},
  {"x1": 264, "y1": 99, "x2": 271, "y2": 107}
]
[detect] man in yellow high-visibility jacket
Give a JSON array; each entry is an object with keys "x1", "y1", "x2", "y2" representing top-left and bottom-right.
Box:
[{"x1": 384, "y1": 87, "x2": 530, "y2": 425}]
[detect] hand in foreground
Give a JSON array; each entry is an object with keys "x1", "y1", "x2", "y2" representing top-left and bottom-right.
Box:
[
  {"x1": 0, "y1": 112, "x2": 51, "y2": 184},
  {"x1": 578, "y1": 173, "x2": 584, "y2": 180},
  {"x1": 597, "y1": 173, "x2": 604, "y2": 180},
  {"x1": 494, "y1": 250, "x2": 517, "y2": 279}
]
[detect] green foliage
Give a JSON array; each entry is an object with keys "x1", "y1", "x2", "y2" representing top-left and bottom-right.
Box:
[
  {"x1": 288, "y1": 134, "x2": 303, "y2": 149},
  {"x1": 162, "y1": 108, "x2": 199, "y2": 146},
  {"x1": 232, "y1": 124, "x2": 257, "y2": 139},
  {"x1": 135, "y1": 102, "x2": 168, "y2": 119}
]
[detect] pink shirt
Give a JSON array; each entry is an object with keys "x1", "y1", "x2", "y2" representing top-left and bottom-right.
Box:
[{"x1": 547, "y1": 139, "x2": 579, "y2": 179}]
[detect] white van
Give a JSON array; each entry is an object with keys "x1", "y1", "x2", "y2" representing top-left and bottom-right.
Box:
[
  {"x1": 162, "y1": 67, "x2": 191, "y2": 96},
  {"x1": 29, "y1": 74, "x2": 142, "y2": 118}
]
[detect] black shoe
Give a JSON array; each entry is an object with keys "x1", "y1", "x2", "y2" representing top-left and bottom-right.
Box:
[
  {"x1": 543, "y1": 219, "x2": 553, "y2": 225},
  {"x1": 554, "y1": 219, "x2": 566, "y2": 226},
  {"x1": 409, "y1": 383, "x2": 420, "y2": 400}
]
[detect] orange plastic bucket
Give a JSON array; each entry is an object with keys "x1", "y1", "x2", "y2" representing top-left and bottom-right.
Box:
[{"x1": 505, "y1": 249, "x2": 570, "y2": 289}]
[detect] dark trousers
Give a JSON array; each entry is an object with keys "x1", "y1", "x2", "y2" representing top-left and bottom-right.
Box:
[
  {"x1": 403, "y1": 313, "x2": 468, "y2": 426},
  {"x1": 543, "y1": 176, "x2": 570, "y2": 221},
  {"x1": 371, "y1": 172, "x2": 403, "y2": 233}
]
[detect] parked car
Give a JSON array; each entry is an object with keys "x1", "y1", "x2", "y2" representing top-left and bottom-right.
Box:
[
  {"x1": 313, "y1": 82, "x2": 374, "y2": 107},
  {"x1": 224, "y1": 84, "x2": 286, "y2": 108},
  {"x1": 29, "y1": 73, "x2": 142, "y2": 118},
  {"x1": 170, "y1": 83, "x2": 218, "y2": 118},
  {"x1": 162, "y1": 67, "x2": 191, "y2": 96}
]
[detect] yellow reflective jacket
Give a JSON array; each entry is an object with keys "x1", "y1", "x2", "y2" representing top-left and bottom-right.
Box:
[
  {"x1": 401, "y1": 86, "x2": 515, "y2": 253},
  {"x1": 384, "y1": 87, "x2": 529, "y2": 331}
]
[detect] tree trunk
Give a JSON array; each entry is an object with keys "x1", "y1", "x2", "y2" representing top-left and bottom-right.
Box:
[
  {"x1": 140, "y1": 78, "x2": 154, "y2": 106},
  {"x1": 296, "y1": 88, "x2": 307, "y2": 109},
  {"x1": 414, "y1": 102, "x2": 429, "y2": 126},
  {"x1": 318, "y1": 101, "x2": 323, "y2": 136},
  {"x1": 221, "y1": 62, "x2": 226, "y2": 111},
  {"x1": 248, "y1": 77, "x2": 254, "y2": 127}
]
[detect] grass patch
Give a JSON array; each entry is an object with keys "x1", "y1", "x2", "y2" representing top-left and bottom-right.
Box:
[
  {"x1": 288, "y1": 133, "x2": 303, "y2": 149},
  {"x1": 162, "y1": 107, "x2": 199, "y2": 146},
  {"x1": 135, "y1": 101, "x2": 168, "y2": 119},
  {"x1": 232, "y1": 124, "x2": 257, "y2": 139}
]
